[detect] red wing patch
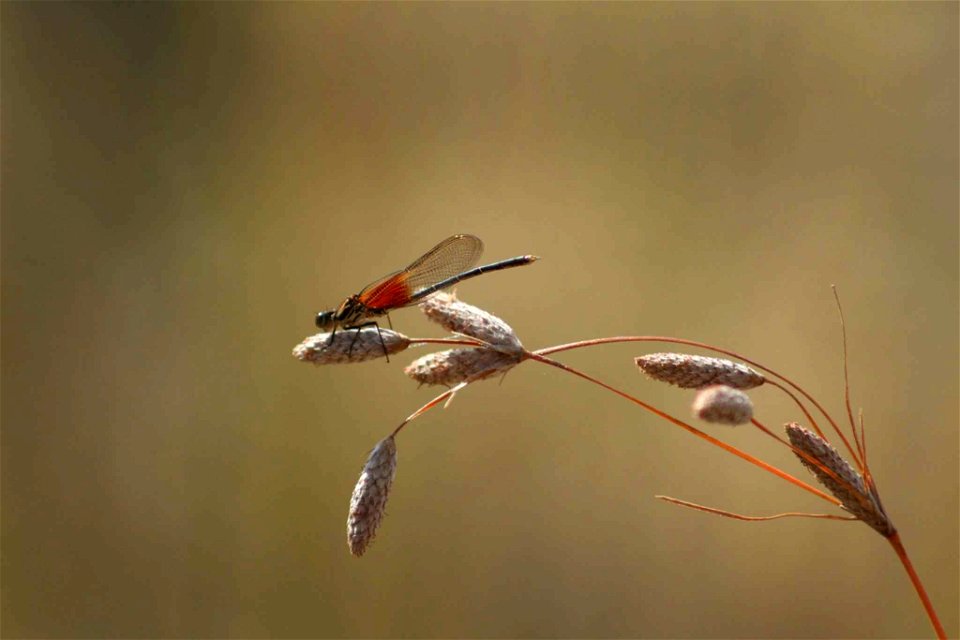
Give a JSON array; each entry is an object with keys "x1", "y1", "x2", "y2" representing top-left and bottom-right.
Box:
[{"x1": 358, "y1": 272, "x2": 413, "y2": 311}]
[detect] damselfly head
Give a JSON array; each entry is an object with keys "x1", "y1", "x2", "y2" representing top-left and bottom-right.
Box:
[{"x1": 315, "y1": 310, "x2": 336, "y2": 329}]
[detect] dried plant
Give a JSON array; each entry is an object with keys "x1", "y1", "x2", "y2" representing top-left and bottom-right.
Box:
[
  {"x1": 404, "y1": 347, "x2": 520, "y2": 387},
  {"x1": 293, "y1": 287, "x2": 947, "y2": 638},
  {"x1": 785, "y1": 422, "x2": 893, "y2": 537},
  {"x1": 347, "y1": 436, "x2": 398, "y2": 557},
  {"x1": 637, "y1": 353, "x2": 765, "y2": 389},
  {"x1": 419, "y1": 292, "x2": 524, "y2": 354},
  {"x1": 293, "y1": 327, "x2": 411, "y2": 364},
  {"x1": 692, "y1": 385, "x2": 754, "y2": 426}
]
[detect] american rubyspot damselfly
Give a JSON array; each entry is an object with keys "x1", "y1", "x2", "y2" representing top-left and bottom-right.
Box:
[{"x1": 315, "y1": 234, "x2": 538, "y2": 358}]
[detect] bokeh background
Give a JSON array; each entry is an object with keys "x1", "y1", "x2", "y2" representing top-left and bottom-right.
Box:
[{"x1": 2, "y1": 3, "x2": 957, "y2": 638}]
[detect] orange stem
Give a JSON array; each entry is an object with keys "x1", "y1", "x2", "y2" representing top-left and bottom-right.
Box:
[
  {"x1": 887, "y1": 531, "x2": 946, "y2": 639},
  {"x1": 538, "y1": 336, "x2": 863, "y2": 469},
  {"x1": 655, "y1": 495, "x2": 856, "y2": 522},
  {"x1": 527, "y1": 351, "x2": 840, "y2": 506}
]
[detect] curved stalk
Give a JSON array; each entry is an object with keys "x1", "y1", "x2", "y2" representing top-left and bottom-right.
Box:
[
  {"x1": 887, "y1": 532, "x2": 946, "y2": 639},
  {"x1": 526, "y1": 351, "x2": 839, "y2": 506},
  {"x1": 538, "y1": 336, "x2": 863, "y2": 469}
]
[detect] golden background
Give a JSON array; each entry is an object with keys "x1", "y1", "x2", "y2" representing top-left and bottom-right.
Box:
[{"x1": 3, "y1": 3, "x2": 957, "y2": 637}]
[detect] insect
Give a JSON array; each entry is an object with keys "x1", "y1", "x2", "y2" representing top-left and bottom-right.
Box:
[{"x1": 315, "y1": 234, "x2": 538, "y2": 358}]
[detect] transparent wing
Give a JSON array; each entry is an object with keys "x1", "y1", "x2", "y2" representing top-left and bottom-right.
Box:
[{"x1": 357, "y1": 234, "x2": 484, "y2": 311}]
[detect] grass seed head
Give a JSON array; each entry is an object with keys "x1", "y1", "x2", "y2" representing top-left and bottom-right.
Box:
[
  {"x1": 419, "y1": 292, "x2": 523, "y2": 354},
  {"x1": 692, "y1": 385, "x2": 754, "y2": 425},
  {"x1": 785, "y1": 423, "x2": 894, "y2": 536},
  {"x1": 347, "y1": 436, "x2": 398, "y2": 556},
  {"x1": 293, "y1": 328, "x2": 410, "y2": 365},
  {"x1": 405, "y1": 347, "x2": 520, "y2": 386},
  {"x1": 636, "y1": 353, "x2": 765, "y2": 389}
]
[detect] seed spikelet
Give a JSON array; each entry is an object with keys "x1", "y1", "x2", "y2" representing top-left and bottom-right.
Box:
[
  {"x1": 692, "y1": 385, "x2": 754, "y2": 425},
  {"x1": 347, "y1": 436, "x2": 398, "y2": 556},
  {"x1": 293, "y1": 328, "x2": 410, "y2": 365},
  {"x1": 785, "y1": 423, "x2": 894, "y2": 536},
  {"x1": 636, "y1": 353, "x2": 765, "y2": 389},
  {"x1": 420, "y1": 292, "x2": 523, "y2": 354}
]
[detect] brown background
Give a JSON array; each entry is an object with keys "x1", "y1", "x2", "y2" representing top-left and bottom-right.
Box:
[{"x1": 3, "y1": 3, "x2": 957, "y2": 638}]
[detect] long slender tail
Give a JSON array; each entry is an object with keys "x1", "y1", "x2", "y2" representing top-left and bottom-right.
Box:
[{"x1": 411, "y1": 255, "x2": 539, "y2": 301}]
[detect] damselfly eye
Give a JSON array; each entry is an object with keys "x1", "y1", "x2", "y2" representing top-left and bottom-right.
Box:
[{"x1": 316, "y1": 311, "x2": 334, "y2": 329}]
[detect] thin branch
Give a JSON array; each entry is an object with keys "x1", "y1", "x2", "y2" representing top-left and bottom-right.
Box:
[
  {"x1": 656, "y1": 495, "x2": 857, "y2": 522},
  {"x1": 392, "y1": 381, "x2": 468, "y2": 437},
  {"x1": 537, "y1": 335, "x2": 863, "y2": 469},
  {"x1": 527, "y1": 351, "x2": 841, "y2": 507},
  {"x1": 887, "y1": 532, "x2": 947, "y2": 639},
  {"x1": 409, "y1": 337, "x2": 485, "y2": 348},
  {"x1": 763, "y1": 380, "x2": 828, "y2": 442},
  {"x1": 832, "y1": 286, "x2": 867, "y2": 472}
]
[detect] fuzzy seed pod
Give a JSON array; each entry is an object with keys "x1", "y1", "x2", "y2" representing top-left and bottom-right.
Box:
[
  {"x1": 419, "y1": 292, "x2": 523, "y2": 354},
  {"x1": 404, "y1": 347, "x2": 519, "y2": 387},
  {"x1": 347, "y1": 436, "x2": 398, "y2": 556},
  {"x1": 636, "y1": 353, "x2": 765, "y2": 389},
  {"x1": 785, "y1": 423, "x2": 894, "y2": 536},
  {"x1": 293, "y1": 328, "x2": 410, "y2": 365},
  {"x1": 692, "y1": 385, "x2": 754, "y2": 425}
]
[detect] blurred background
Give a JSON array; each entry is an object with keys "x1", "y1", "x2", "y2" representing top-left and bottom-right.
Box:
[{"x1": 2, "y1": 3, "x2": 957, "y2": 638}]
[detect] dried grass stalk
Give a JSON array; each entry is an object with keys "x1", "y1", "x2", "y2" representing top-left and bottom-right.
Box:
[
  {"x1": 636, "y1": 353, "x2": 765, "y2": 389},
  {"x1": 347, "y1": 436, "x2": 398, "y2": 556},
  {"x1": 293, "y1": 328, "x2": 410, "y2": 365},
  {"x1": 692, "y1": 385, "x2": 754, "y2": 425},
  {"x1": 785, "y1": 423, "x2": 894, "y2": 536},
  {"x1": 419, "y1": 292, "x2": 523, "y2": 354}
]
